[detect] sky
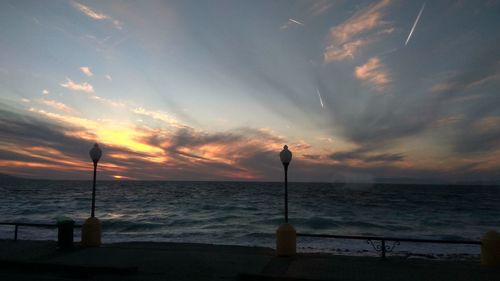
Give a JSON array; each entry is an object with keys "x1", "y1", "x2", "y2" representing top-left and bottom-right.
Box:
[{"x1": 1, "y1": 0, "x2": 500, "y2": 183}]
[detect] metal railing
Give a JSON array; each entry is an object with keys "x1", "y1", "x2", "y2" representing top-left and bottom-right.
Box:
[
  {"x1": 297, "y1": 233, "x2": 481, "y2": 259},
  {"x1": 0, "y1": 222, "x2": 82, "y2": 241},
  {"x1": 0, "y1": 222, "x2": 482, "y2": 259}
]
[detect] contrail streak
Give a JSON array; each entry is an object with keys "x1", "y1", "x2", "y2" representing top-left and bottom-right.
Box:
[
  {"x1": 405, "y1": 2, "x2": 426, "y2": 46},
  {"x1": 289, "y1": 18, "x2": 304, "y2": 26},
  {"x1": 316, "y1": 88, "x2": 324, "y2": 108}
]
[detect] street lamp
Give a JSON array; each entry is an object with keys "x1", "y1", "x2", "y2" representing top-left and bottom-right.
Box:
[
  {"x1": 280, "y1": 145, "x2": 292, "y2": 223},
  {"x1": 89, "y1": 143, "x2": 102, "y2": 217},
  {"x1": 276, "y1": 145, "x2": 296, "y2": 257},
  {"x1": 82, "y1": 143, "x2": 103, "y2": 248}
]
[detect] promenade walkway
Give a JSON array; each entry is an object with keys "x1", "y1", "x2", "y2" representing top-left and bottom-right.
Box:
[{"x1": 0, "y1": 240, "x2": 498, "y2": 281}]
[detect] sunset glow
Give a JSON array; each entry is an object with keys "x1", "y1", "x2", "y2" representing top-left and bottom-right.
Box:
[{"x1": 1, "y1": 0, "x2": 499, "y2": 183}]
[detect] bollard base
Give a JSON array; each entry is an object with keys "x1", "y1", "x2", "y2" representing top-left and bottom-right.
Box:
[
  {"x1": 81, "y1": 217, "x2": 102, "y2": 248},
  {"x1": 481, "y1": 230, "x2": 500, "y2": 267},
  {"x1": 276, "y1": 223, "x2": 296, "y2": 257},
  {"x1": 56, "y1": 218, "x2": 74, "y2": 251}
]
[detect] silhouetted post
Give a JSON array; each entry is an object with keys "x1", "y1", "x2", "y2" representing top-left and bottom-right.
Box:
[
  {"x1": 276, "y1": 145, "x2": 296, "y2": 257},
  {"x1": 481, "y1": 230, "x2": 500, "y2": 267},
  {"x1": 82, "y1": 143, "x2": 103, "y2": 248},
  {"x1": 280, "y1": 145, "x2": 292, "y2": 223},
  {"x1": 89, "y1": 144, "x2": 102, "y2": 217}
]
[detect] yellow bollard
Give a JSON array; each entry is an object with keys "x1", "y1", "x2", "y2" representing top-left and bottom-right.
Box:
[
  {"x1": 81, "y1": 217, "x2": 102, "y2": 248},
  {"x1": 276, "y1": 223, "x2": 296, "y2": 257},
  {"x1": 481, "y1": 230, "x2": 500, "y2": 267}
]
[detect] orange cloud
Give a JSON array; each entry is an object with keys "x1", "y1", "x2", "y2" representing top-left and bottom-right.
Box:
[
  {"x1": 60, "y1": 78, "x2": 94, "y2": 94},
  {"x1": 72, "y1": 1, "x2": 123, "y2": 29},
  {"x1": 324, "y1": 0, "x2": 392, "y2": 62},
  {"x1": 354, "y1": 57, "x2": 391, "y2": 91},
  {"x1": 73, "y1": 2, "x2": 109, "y2": 20},
  {"x1": 324, "y1": 39, "x2": 368, "y2": 62},
  {"x1": 308, "y1": 0, "x2": 335, "y2": 17},
  {"x1": 0, "y1": 144, "x2": 88, "y2": 169},
  {"x1": 41, "y1": 99, "x2": 75, "y2": 113},
  {"x1": 80, "y1": 66, "x2": 93, "y2": 77}
]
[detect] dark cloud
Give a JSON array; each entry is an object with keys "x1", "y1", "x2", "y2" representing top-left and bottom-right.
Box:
[
  {"x1": 0, "y1": 107, "x2": 95, "y2": 158},
  {"x1": 302, "y1": 154, "x2": 320, "y2": 160},
  {"x1": 0, "y1": 106, "x2": 283, "y2": 180},
  {"x1": 167, "y1": 128, "x2": 242, "y2": 152},
  {"x1": 448, "y1": 118, "x2": 500, "y2": 154},
  {"x1": 328, "y1": 148, "x2": 405, "y2": 163},
  {"x1": 430, "y1": 45, "x2": 500, "y2": 154},
  {"x1": 0, "y1": 106, "x2": 182, "y2": 179},
  {"x1": 364, "y1": 153, "x2": 405, "y2": 162},
  {"x1": 433, "y1": 48, "x2": 500, "y2": 102}
]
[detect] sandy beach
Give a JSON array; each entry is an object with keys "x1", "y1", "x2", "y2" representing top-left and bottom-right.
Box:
[{"x1": 0, "y1": 239, "x2": 498, "y2": 281}]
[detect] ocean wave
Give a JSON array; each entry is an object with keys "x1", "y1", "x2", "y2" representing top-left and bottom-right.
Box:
[{"x1": 1, "y1": 181, "x2": 498, "y2": 256}]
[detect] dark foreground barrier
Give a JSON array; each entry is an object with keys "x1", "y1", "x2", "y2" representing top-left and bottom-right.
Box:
[
  {"x1": 0, "y1": 222, "x2": 82, "y2": 243},
  {"x1": 0, "y1": 221, "x2": 483, "y2": 259}
]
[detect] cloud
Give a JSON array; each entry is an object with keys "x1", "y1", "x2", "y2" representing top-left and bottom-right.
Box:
[
  {"x1": 328, "y1": 148, "x2": 405, "y2": 164},
  {"x1": 73, "y1": 2, "x2": 109, "y2": 20},
  {"x1": 41, "y1": 99, "x2": 75, "y2": 114},
  {"x1": 80, "y1": 66, "x2": 93, "y2": 77},
  {"x1": 425, "y1": 47, "x2": 500, "y2": 155},
  {"x1": 0, "y1": 106, "x2": 287, "y2": 180},
  {"x1": 324, "y1": 0, "x2": 393, "y2": 62},
  {"x1": 434, "y1": 115, "x2": 464, "y2": 127},
  {"x1": 354, "y1": 57, "x2": 391, "y2": 91},
  {"x1": 105, "y1": 74, "x2": 112, "y2": 81},
  {"x1": 60, "y1": 78, "x2": 94, "y2": 94},
  {"x1": 364, "y1": 153, "x2": 405, "y2": 162},
  {"x1": 308, "y1": 0, "x2": 335, "y2": 17},
  {"x1": 31, "y1": 108, "x2": 163, "y2": 156},
  {"x1": 112, "y1": 20, "x2": 124, "y2": 30},
  {"x1": 446, "y1": 116, "x2": 500, "y2": 155},
  {"x1": 132, "y1": 107, "x2": 183, "y2": 128},
  {"x1": 330, "y1": 0, "x2": 391, "y2": 43},
  {"x1": 90, "y1": 95, "x2": 125, "y2": 108},
  {"x1": 324, "y1": 39, "x2": 368, "y2": 61},
  {"x1": 42, "y1": 89, "x2": 49, "y2": 95},
  {"x1": 3, "y1": 103, "x2": 499, "y2": 182},
  {"x1": 430, "y1": 49, "x2": 500, "y2": 99},
  {"x1": 432, "y1": 68, "x2": 500, "y2": 96},
  {"x1": 72, "y1": 1, "x2": 123, "y2": 30},
  {"x1": 0, "y1": 107, "x2": 95, "y2": 178},
  {"x1": 467, "y1": 71, "x2": 500, "y2": 88}
]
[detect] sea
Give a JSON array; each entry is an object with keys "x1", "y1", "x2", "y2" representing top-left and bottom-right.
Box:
[{"x1": 1, "y1": 180, "x2": 499, "y2": 259}]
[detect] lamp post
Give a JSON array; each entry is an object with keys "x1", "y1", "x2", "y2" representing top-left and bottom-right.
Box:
[
  {"x1": 82, "y1": 143, "x2": 103, "y2": 248},
  {"x1": 89, "y1": 143, "x2": 102, "y2": 218},
  {"x1": 280, "y1": 145, "x2": 292, "y2": 223},
  {"x1": 276, "y1": 145, "x2": 296, "y2": 257}
]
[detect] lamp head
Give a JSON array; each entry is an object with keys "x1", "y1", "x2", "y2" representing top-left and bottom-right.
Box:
[
  {"x1": 89, "y1": 143, "x2": 102, "y2": 164},
  {"x1": 280, "y1": 145, "x2": 292, "y2": 165}
]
